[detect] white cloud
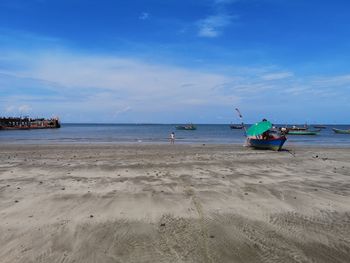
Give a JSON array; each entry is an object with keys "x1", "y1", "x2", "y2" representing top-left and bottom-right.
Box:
[
  {"x1": 197, "y1": 14, "x2": 235, "y2": 38},
  {"x1": 139, "y1": 12, "x2": 150, "y2": 20},
  {"x1": 312, "y1": 74, "x2": 350, "y2": 87},
  {"x1": 113, "y1": 106, "x2": 132, "y2": 118},
  {"x1": 5, "y1": 104, "x2": 32, "y2": 114},
  {"x1": 5, "y1": 106, "x2": 15, "y2": 112},
  {"x1": 18, "y1": 104, "x2": 32, "y2": 113},
  {"x1": 20, "y1": 53, "x2": 232, "y2": 100},
  {"x1": 2, "y1": 48, "x2": 350, "y2": 123},
  {"x1": 196, "y1": 0, "x2": 238, "y2": 38},
  {"x1": 198, "y1": 25, "x2": 219, "y2": 38},
  {"x1": 261, "y1": 72, "x2": 294, "y2": 80},
  {"x1": 2, "y1": 51, "x2": 242, "y2": 121}
]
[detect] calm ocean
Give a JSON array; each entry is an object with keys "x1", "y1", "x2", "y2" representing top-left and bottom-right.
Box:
[{"x1": 1, "y1": 124, "x2": 350, "y2": 147}]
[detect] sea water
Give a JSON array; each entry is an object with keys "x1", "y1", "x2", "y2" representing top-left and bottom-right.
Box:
[{"x1": 0, "y1": 124, "x2": 350, "y2": 147}]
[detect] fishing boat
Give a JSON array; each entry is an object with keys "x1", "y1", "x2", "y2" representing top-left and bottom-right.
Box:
[
  {"x1": 287, "y1": 129, "x2": 320, "y2": 135},
  {"x1": 230, "y1": 124, "x2": 244, "y2": 129},
  {"x1": 175, "y1": 124, "x2": 197, "y2": 130},
  {"x1": 332, "y1": 128, "x2": 350, "y2": 134},
  {"x1": 0, "y1": 117, "x2": 60, "y2": 130},
  {"x1": 246, "y1": 120, "x2": 287, "y2": 151},
  {"x1": 313, "y1": 125, "x2": 327, "y2": 129},
  {"x1": 247, "y1": 136, "x2": 287, "y2": 151},
  {"x1": 288, "y1": 125, "x2": 308, "y2": 131}
]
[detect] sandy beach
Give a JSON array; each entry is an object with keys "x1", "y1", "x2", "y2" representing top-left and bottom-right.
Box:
[{"x1": 0, "y1": 143, "x2": 349, "y2": 263}]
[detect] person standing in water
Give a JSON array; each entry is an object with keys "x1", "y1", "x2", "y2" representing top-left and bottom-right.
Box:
[{"x1": 170, "y1": 132, "x2": 175, "y2": 144}]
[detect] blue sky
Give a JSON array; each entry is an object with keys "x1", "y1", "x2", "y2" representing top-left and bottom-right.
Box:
[{"x1": 0, "y1": 0, "x2": 349, "y2": 123}]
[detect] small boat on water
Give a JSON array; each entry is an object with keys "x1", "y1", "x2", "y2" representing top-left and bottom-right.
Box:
[
  {"x1": 230, "y1": 124, "x2": 244, "y2": 129},
  {"x1": 287, "y1": 129, "x2": 320, "y2": 135},
  {"x1": 288, "y1": 125, "x2": 308, "y2": 131},
  {"x1": 332, "y1": 128, "x2": 350, "y2": 134},
  {"x1": 175, "y1": 124, "x2": 197, "y2": 130},
  {"x1": 0, "y1": 117, "x2": 60, "y2": 130}
]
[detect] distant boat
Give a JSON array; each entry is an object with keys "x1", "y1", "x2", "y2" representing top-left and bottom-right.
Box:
[
  {"x1": 247, "y1": 136, "x2": 287, "y2": 151},
  {"x1": 0, "y1": 117, "x2": 60, "y2": 130},
  {"x1": 175, "y1": 124, "x2": 197, "y2": 130},
  {"x1": 313, "y1": 125, "x2": 327, "y2": 129},
  {"x1": 288, "y1": 125, "x2": 308, "y2": 131},
  {"x1": 287, "y1": 129, "x2": 320, "y2": 135},
  {"x1": 230, "y1": 124, "x2": 244, "y2": 129},
  {"x1": 332, "y1": 128, "x2": 350, "y2": 134}
]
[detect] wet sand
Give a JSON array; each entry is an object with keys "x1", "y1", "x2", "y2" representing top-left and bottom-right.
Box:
[{"x1": 0, "y1": 144, "x2": 349, "y2": 263}]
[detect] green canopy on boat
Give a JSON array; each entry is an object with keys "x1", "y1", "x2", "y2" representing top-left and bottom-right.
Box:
[{"x1": 246, "y1": 121, "x2": 272, "y2": 136}]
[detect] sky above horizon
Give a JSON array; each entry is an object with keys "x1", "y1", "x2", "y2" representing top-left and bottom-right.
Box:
[{"x1": 1, "y1": 0, "x2": 350, "y2": 124}]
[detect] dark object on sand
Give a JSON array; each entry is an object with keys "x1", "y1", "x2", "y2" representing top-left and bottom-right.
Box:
[
  {"x1": 247, "y1": 136, "x2": 287, "y2": 151},
  {"x1": 246, "y1": 121, "x2": 287, "y2": 151}
]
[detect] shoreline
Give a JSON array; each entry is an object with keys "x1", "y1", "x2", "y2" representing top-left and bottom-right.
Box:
[
  {"x1": 1, "y1": 141, "x2": 350, "y2": 149},
  {"x1": 1, "y1": 143, "x2": 349, "y2": 262}
]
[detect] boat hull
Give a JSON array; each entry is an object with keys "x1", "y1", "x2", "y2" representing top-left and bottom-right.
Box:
[
  {"x1": 289, "y1": 127, "x2": 308, "y2": 131},
  {"x1": 332, "y1": 128, "x2": 350, "y2": 134},
  {"x1": 0, "y1": 117, "x2": 60, "y2": 130},
  {"x1": 287, "y1": 130, "x2": 320, "y2": 135},
  {"x1": 247, "y1": 137, "x2": 287, "y2": 151},
  {"x1": 176, "y1": 125, "x2": 197, "y2": 130},
  {"x1": 230, "y1": 125, "x2": 244, "y2": 129}
]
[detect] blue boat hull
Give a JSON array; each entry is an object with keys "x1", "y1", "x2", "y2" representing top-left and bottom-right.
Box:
[{"x1": 247, "y1": 137, "x2": 287, "y2": 151}]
